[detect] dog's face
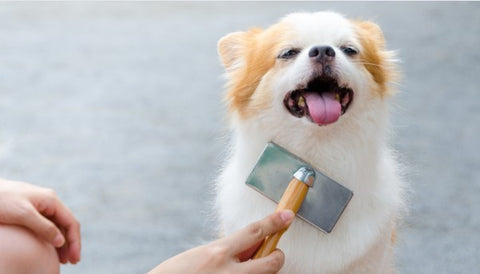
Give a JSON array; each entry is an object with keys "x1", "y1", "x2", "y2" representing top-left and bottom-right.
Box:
[{"x1": 218, "y1": 11, "x2": 396, "y2": 129}]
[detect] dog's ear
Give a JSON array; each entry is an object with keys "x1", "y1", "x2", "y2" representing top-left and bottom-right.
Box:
[
  {"x1": 218, "y1": 28, "x2": 263, "y2": 73},
  {"x1": 353, "y1": 20, "x2": 399, "y2": 96},
  {"x1": 353, "y1": 20, "x2": 385, "y2": 48},
  {"x1": 218, "y1": 31, "x2": 246, "y2": 72}
]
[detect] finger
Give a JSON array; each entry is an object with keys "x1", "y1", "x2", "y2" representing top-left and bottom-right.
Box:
[
  {"x1": 240, "y1": 249, "x2": 285, "y2": 274},
  {"x1": 49, "y1": 202, "x2": 81, "y2": 264},
  {"x1": 58, "y1": 218, "x2": 81, "y2": 264},
  {"x1": 16, "y1": 203, "x2": 65, "y2": 247},
  {"x1": 223, "y1": 210, "x2": 294, "y2": 256},
  {"x1": 67, "y1": 224, "x2": 81, "y2": 264},
  {"x1": 34, "y1": 192, "x2": 81, "y2": 264},
  {"x1": 237, "y1": 240, "x2": 263, "y2": 262},
  {"x1": 56, "y1": 226, "x2": 70, "y2": 264},
  {"x1": 57, "y1": 237, "x2": 70, "y2": 264}
]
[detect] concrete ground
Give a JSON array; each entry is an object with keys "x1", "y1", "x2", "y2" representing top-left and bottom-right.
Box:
[{"x1": 0, "y1": 2, "x2": 478, "y2": 273}]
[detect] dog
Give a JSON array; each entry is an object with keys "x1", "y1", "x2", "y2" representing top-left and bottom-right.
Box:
[{"x1": 215, "y1": 11, "x2": 405, "y2": 273}]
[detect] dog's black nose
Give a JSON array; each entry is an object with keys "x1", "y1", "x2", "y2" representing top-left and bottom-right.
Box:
[
  {"x1": 309, "y1": 46, "x2": 336, "y2": 75},
  {"x1": 308, "y1": 46, "x2": 336, "y2": 59}
]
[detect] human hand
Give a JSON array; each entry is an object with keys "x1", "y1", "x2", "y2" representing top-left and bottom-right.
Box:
[
  {"x1": 0, "y1": 178, "x2": 81, "y2": 264},
  {"x1": 150, "y1": 210, "x2": 294, "y2": 274}
]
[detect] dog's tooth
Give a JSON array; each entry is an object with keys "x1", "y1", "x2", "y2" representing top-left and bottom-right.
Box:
[
  {"x1": 298, "y1": 96, "x2": 306, "y2": 107},
  {"x1": 335, "y1": 93, "x2": 340, "y2": 102}
]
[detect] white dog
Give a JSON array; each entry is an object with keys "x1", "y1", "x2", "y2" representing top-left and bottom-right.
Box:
[{"x1": 215, "y1": 11, "x2": 405, "y2": 273}]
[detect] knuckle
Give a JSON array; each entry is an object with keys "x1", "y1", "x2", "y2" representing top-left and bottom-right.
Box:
[
  {"x1": 69, "y1": 217, "x2": 81, "y2": 230},
  {"x1": 267, "y1": 251, "x2": 285, "y2": 271},
  {"x1": 44, "y1": 188, "x2": 58, "y2": 199},
  {"x1": 200, "y1": 244, "x2": 230, "y2": 267},
  {"x1": 247, "y1": 223, "x2": 264, "y2": 240},
  {"x1": 14, "y1": 202, "x2": 34, "y2": 222}
]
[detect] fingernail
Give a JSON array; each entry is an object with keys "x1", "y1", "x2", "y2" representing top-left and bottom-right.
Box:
[
  {"x1": 279, "y1": 210, "x2": 294, "y2": 223},
  {"x1": 53, "y1": 233, "x2": 65, "y2": 247}
]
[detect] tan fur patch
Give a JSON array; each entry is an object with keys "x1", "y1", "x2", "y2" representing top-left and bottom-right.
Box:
[
  {"x1": 218, "y1": 23, "x2": 291, "y2": 119},
  {"x1": 353, "y1": 21, "x2": 398, "y2": 97}
]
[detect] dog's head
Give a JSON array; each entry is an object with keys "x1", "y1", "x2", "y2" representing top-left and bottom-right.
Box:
[{"x1": 218, "y1": 11, "x2": 397, "y2": 130}]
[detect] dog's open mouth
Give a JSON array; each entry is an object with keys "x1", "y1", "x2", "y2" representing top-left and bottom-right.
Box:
[{"x1": 283, "y1": 76, "x2": 354, "y2": 126}]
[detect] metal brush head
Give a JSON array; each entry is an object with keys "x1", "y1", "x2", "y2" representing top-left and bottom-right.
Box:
[{"x1": 246, "y1": 142, "x2": 353, "y2": 233}]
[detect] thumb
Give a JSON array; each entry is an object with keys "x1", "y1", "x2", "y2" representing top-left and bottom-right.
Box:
[{"x1": 21, "y1": 207, "x2": 66, "y2": 247}]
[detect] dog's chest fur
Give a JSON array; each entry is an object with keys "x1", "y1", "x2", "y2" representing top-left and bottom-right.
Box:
[{"x1": 215, "y1": 104, "x2": 403, "y2": 273}]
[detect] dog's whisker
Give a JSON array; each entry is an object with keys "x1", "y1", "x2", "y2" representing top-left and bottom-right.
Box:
[{"x1": 352, "y1": 60, "x2": 383, "y2": 68}]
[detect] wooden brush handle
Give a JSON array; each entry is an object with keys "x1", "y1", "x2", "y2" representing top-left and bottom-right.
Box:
[{"x1": 253, "y1": 177, "x2": 309, "y2": 259}]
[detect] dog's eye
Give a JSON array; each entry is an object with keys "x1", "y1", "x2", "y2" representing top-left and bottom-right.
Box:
[
  {"x1": 278, "y1": 48, "x2": 301, "y2": 59},
  {"x1": 341, "y1": 46, "x2": 359, "y2": 56}
]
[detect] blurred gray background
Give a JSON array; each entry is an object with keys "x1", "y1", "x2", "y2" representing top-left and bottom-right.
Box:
[{"x1": 0, "y1": 2, "x2": 478, "y2": 274}]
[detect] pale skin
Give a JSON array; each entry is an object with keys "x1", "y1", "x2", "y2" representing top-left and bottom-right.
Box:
[
  {"x1": 149, "y1": 210, "x2": 294, "y2": 274},
  {"x1": 0, "y1": 178, "x2": 292, "y2": 274},
  {"x1": 0, "y1": 179, "x2": 81, "y2": 274}
]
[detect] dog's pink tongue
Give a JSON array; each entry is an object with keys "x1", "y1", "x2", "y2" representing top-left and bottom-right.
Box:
[{"x1": 304, "y1": 92, "x2": 341, "y2": 125}]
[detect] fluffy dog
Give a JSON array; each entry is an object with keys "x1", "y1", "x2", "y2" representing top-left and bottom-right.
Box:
[{"x1": 215, "y1": 11, "x2": 405, "y2": 273}]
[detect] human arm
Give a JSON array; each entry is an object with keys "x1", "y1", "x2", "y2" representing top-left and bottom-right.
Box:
[{"x1": 149, "y1": 210, "x2": 294, "y2": 274}]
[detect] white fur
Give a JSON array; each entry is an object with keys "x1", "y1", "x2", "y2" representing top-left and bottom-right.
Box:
[{"x1": 216, "y1": 12, "x2": 405, "y2": 273}]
